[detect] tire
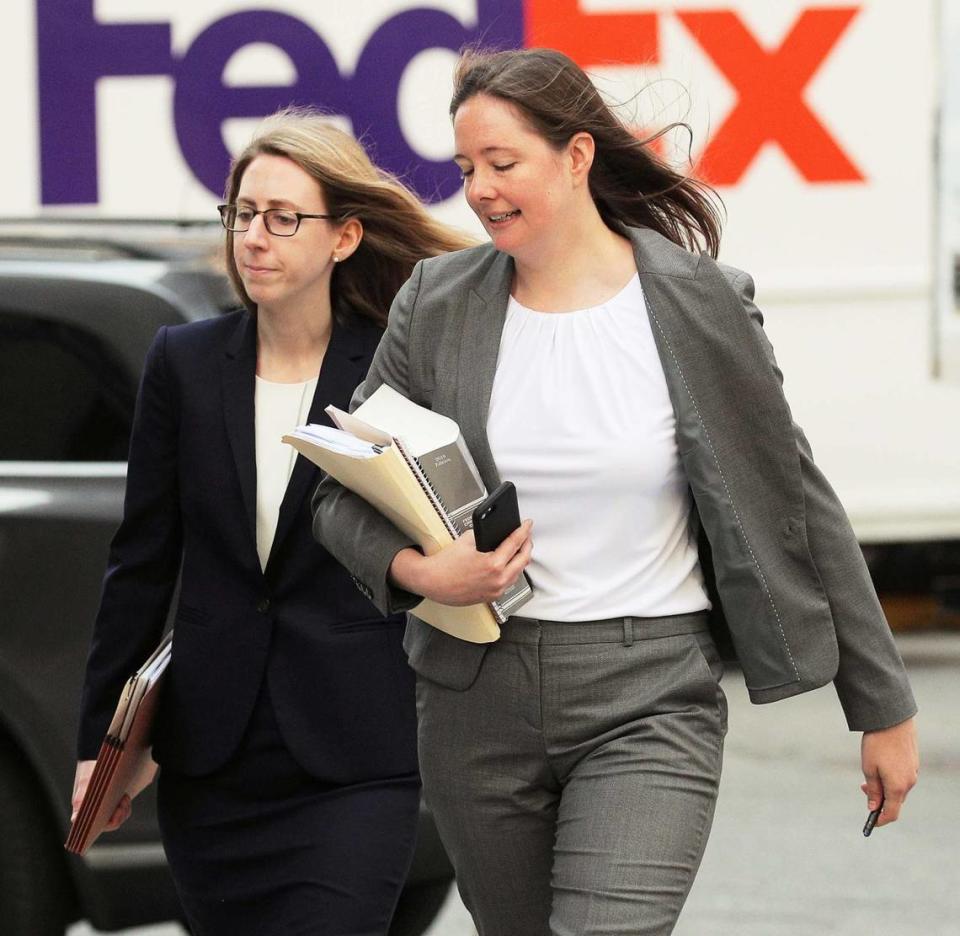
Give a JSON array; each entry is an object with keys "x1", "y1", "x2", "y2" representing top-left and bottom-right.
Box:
[
  {"x1": 0, "y1": 749, "x2": 74, "y2": 936},
  {"x1": 389, "y1": 879, "x2": 454, "y2": 936}
]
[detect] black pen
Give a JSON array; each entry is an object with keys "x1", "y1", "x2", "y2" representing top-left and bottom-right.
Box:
[{"x1": 862, "y1": 795, "x2": 884, "y2": 837}]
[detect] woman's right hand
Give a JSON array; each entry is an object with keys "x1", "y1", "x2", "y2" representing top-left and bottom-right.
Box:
[
  {"x1": 390, "y1": 520, "x2": 533, "y2": 606},
  {"x1": 72, "y1": 759, "x2": 132, "y2": 830}
]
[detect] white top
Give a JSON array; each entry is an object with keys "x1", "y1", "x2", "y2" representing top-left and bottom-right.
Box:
[
  {"x1": 255, "y1": 375, "x2": 318, "y2": 570},
  {"x1": 486, "y1": 274, "x2": 710, "y2": 621}
]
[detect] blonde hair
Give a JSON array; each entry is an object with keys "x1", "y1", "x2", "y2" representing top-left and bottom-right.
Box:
[{"x1": 223, "y1": 108, "x2": 474, "y2": 325}]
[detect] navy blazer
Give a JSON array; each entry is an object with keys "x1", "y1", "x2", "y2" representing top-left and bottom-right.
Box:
[{"x1": 79, "y1": 310, "x2": 417, "y2": 783}]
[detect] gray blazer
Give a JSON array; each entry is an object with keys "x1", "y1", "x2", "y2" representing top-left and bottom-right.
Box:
[{"x1": 312, "y1": 226, "x2": 916, "y2": 732}]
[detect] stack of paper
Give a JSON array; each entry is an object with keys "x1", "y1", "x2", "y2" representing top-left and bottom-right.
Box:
[{"x1": 284, "y1": 385, "x2": 533, "y2": 643}]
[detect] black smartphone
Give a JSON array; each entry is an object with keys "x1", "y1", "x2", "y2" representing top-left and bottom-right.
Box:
[{"x1": 472, "y1": 481, "x2": 521, "y2": 552}]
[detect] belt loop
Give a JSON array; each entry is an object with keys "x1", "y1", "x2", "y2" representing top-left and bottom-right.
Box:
[{"x1": 622, "y1": 617, "x2": 635, "y2": 647}]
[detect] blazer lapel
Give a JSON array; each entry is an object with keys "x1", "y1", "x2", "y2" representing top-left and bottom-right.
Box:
[
  {"x1": 266, "y1": 317, "x2": 372, "y2": 569},
  {"x1": 630, "y1": 226, "x2": 801, "y2": 502},
  {"x1": 221, "y1": 312, "x2": 258, "y2": 548},
  {"x1": 455, "y1": 250, "x2": 514, "y2": 492}
]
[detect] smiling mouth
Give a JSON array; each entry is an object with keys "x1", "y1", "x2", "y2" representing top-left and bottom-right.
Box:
[{"x1": 488, "y1": 210, "x2": 520, "y2": 223}]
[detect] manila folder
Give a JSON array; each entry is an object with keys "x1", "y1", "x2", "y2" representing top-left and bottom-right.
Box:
[{"x1": 284, "y1": 434, "x2": 500, "y2": 643}]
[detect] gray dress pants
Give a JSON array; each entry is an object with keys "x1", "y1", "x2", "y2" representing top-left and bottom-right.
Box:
[{"x1": 415, "y1": 612, "x2": 727, "y2": 936}]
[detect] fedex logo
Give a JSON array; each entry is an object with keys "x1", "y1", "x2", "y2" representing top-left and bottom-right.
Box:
[
  {"x1": 526, "y1": 2, "x2": 863, "y2": 186},
  {"x1": 37, "y1": 0, "x2": 863, "y2": 207}
]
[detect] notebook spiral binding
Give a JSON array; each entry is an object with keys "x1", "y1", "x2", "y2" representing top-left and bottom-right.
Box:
[
  {"x1": 391, "y1": 435, "x2": 508, "y2": 625},
  {"x1": 392, "y1": 436, "x2": 458, "y2": 539}
]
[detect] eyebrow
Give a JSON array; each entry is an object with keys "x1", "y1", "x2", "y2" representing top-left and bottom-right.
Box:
[
  {"x1": 453, "y1": 146, "x2": 519, "y2": 161},
  {"x1": 235, "y1": 196, "x2": 307, "y2": 210}
]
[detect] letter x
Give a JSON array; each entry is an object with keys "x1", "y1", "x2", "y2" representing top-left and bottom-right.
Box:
[{"x1": 677, "y1": 7, "x2": 864, "y2": 184}]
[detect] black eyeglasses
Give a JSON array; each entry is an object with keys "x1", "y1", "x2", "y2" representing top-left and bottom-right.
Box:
[{"x1": 218, "y1": 204, "x2": 341, "y2": 237}]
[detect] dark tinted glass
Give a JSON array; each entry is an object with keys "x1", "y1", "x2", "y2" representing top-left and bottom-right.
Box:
[{"x1": 0, "y1": 314, "x2": 135, "y2": 460}]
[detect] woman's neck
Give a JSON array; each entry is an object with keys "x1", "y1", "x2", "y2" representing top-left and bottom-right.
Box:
[
  {"x1": 256, "y1": 298, "x2": 333, "y2": 383},
  {"x1": 511, "y1": 209, "x2": 637, "y2": 313}
]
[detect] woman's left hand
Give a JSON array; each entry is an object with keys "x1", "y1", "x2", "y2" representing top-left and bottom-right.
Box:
[{"x1": 860, "y1": 715, "x2": 919, "y2": 828}]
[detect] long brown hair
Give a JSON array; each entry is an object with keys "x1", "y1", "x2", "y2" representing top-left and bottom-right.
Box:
[
  {"x1": 450, "y1": 48, "x2": 722, "y2": 258},
  {"x1": 223, "y1": 108, "x2": 474, "y2": 325}
]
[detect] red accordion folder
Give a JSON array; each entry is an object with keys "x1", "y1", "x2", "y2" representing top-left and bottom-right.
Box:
[{"x1": 65, "y1": 632, "x2": 172, "y2": 855}]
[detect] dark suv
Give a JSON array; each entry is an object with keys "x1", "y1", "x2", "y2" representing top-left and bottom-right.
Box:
[{"x1": 0, "y1": 220, "x2": 453, "y2": 935}]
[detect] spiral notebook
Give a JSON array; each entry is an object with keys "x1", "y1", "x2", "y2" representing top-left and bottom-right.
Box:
[
  {"x1": 65, "y1": 631, "x2": 172, "y2": 856},
  {"x1": 282, "y1": 385, "x2": 532, "y2": 643}
]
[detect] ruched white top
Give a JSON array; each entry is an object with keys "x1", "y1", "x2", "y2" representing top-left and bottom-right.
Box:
[{"x1": 486, "y1": 274, "x2": 710, "y2": 622}]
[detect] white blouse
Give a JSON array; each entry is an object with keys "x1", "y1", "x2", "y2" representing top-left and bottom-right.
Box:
[
  {"x1": 254, "y1": 375, "x2": 317, "y2": 571},
  {"x1": 486, "y1": 274, "x2": 710, "y2": 622}
]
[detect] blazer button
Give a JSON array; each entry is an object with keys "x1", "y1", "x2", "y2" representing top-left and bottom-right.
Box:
[{"x1": 257, "y1": 598, "x2": 271, "y2": 613}]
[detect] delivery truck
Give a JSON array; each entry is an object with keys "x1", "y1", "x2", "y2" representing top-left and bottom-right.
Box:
[{"x1": 1, "y1": 1, "x2": 958, "y2": 932}]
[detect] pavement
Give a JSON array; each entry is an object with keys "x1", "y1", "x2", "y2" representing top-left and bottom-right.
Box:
[
  {"x1": 671, "y1": 632, "x2": 958, "y2": 936},
  {"x1": 71, "y1": 632, "x2": 960, "y2": 936}
]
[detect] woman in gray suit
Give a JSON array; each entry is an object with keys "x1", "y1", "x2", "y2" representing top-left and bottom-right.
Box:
[{"x1": 313, "y1": 48, "x2": 919, "y2": 936}]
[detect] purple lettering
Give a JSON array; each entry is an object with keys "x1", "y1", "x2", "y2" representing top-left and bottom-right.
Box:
[
  {"x1": 353, "y1": 9, "x2": 469, "y2": 202},
  {"x1": 37, "y1": 0, "x2": 173, "y2": 204},
  {"x1": 36, "y1": 1, "x2": 525, "y2": 207},
  {"x1": 352, "y1": 0, "x2": 523, "y2": 202},
  {"x1": 173, "y1": 12, "x2": 343, "y2": 197}
]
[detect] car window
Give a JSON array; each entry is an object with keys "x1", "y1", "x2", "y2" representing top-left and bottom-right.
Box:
[{"x1": 0, "y1": 313, "x2": 134, "y2": 460}]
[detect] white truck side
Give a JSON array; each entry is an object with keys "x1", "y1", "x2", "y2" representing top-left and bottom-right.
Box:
[{"x1": 5, "y1": 0, "x2": 959, "y2": 547}]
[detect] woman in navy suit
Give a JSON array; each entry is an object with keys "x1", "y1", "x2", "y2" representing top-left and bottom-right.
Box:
[{"x1": 72, "y1": 109, "x2": 471, "y2": 936}]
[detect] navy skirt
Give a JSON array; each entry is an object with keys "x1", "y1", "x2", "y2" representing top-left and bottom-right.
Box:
[{"x1": 157, "y1": 677, "x2": 420, "y2": 936}]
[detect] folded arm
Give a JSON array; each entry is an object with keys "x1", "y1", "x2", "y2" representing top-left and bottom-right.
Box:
[{"x1": 312, "y1": 264, "x2": 425, "y2": 615}]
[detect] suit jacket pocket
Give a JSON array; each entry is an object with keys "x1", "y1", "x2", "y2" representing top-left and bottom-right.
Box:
[
  {"x1": 403, "y1": 615, "x2": 486, "y2": 691},
  {"x1": 175, "y1": 603, "x2": 212, "y2": 627},
  {"x1": 329, "y1": 615, "x2": 405, "y2": 634}
]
